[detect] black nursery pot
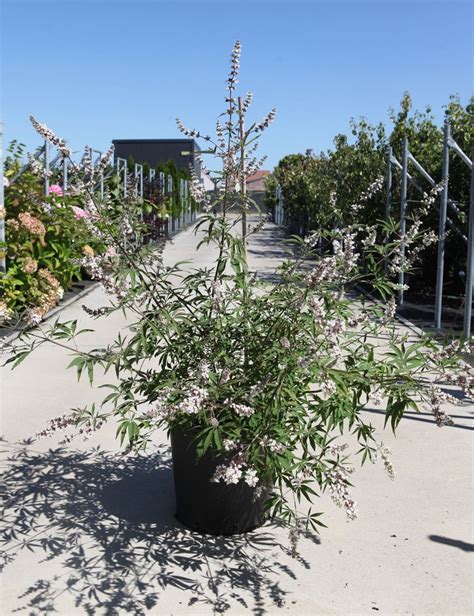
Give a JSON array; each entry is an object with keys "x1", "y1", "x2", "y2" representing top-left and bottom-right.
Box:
[{"x1": 170, "y1": 427, "x2": 269, "y2": 536}]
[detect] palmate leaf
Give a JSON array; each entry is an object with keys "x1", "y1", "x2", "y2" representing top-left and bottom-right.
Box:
[
  {"x1": 67, "y1": 355, "x2": 86, "y2": 380},
  {"x1": 4, "y1": 350, "x2": 31, "y2": 368},
  {"x1": 384, "y1": 397, "x2": 408, "y2": 433}
]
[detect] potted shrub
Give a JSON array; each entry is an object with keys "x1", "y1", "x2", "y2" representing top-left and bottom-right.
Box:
[{"x1": 5, "y1": 42, "x2": 472, "y2": 548}]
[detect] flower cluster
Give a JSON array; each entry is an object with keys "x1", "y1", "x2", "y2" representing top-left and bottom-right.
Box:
[
  {"x1": 18, "y1": 212, "x2": 46, "y2": 237},
  {"x1": 198, "y1": 360, "x2": 211, "y2": 382},
  {"x1": 388, "y1": 216, "x2": 438, "y2": 276},
  {"x1": 350, "y1": 176, "x2": 384, "y2": 213},
  {"x1": 36, "y1": 413, "x2": 77, "y2": 438},
  {"x1": 72, "y1": 206, "x2": 89, "y2": 220},
  {"x1": 24, "y1": 268, "x2": 64, "y2": 325},
  {"x1": 226, "y1": 40, "x2": 241, "y2": 91},
  {"x1": 373, "y1": 444, "x2": 396, "y2": 479},
  {"x1": 178, "y1": 386, "x2": 208, "y2": 415},
  {"x1": 27, "y1": 153, "x2": 52, "y2": 179},
  {"x1": 383, "y1": 297, "x2": 397, "y2": 322},
  {"x1": 175, "y1": 117, "x2": 210, "y2": 141},
  {"x1": 22, "y1": 257, "x2": 38, "y2": 275},
  {"x1": 307, "y1": 295, "x2": 345, "y2": 347},
  {"x1": 80, "y1": 254, "x2": 129, "y2": 300},
  {"x1": 223, "y1": 438, "x2": 238, "y2": 452},
  {"x1": 49, "y1": 184, "x2": 64, "y2": 196},
  {"x1": 230, "y1": 402, "x2": 254, "y2": 417},
  {"x1": 446, "y1": 365, "x2": 474, "y2": 398},
  {"x1": 333, "y1": 233, "x2": 358, "y2": 274},
  {"x1": 38, "y1": 267, "x2": 61, "y2": 290},
  {"x1": 77, "y1": 420, "x2": 104, "y2": 441},
  {"x1": 305, "y1": 256, "x2": 338, "y2": 287},
  {"x1": 145, "y1": 388, "x2": 173, "y2": 420},
  {"x1": 0, "y1": 301, "x2": 13, "y2": 323},
  {"x1": 96, "y1": 144, "x2": 115, "y2": 174},
  {"x1": 30, "y1": 116, "x2": 70, "y2": 157},
  {"x1": 320, "y1": 378, "x2": 337, "y2": 397},
  {"x1": 425, "y1": 386, "x2": 456, "y2": 427},
  {"x1": 212, "y1": 459, "x2": 259, "y2": 487},
  {"x1": 326, "y1": 466, "x2": 358, "y2": 521},
  {"x1": 255, "y1": 108, "x2": 277, "y2": 133},
  {"x1": 188, "y1": 165, "x2": 209, "y2": 208},
  {"x1": 420, "y1": 180, "x2": 446, "y2": 212},
  {"x1": 327, "y1": 442, "x2": 349, "y2": 457},
  {"x1": 260, "y1": 437, "x2": 285, "y2": 454},
  {"x1": 362, "y1": 226, "x2": 377, "y2": 248}
]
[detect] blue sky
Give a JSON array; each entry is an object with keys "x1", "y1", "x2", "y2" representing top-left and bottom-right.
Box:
[{"x1": 1, "y1": 0, "x2": 472, "y2": 170}]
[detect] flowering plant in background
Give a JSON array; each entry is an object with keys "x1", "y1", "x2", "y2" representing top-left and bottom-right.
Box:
[
  {"x1": 0, "y1": 143, "x2": 110, "y2": 323},
  {"x1": 49, "y1": 184, "x2": 64, "y2": 197},
  {"x1": 4, "y1": 42, "x2": 472, "y2": 551}
]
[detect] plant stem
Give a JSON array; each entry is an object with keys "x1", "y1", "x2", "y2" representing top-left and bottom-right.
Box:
[{"x1": 238, "y1": 96, "x2": 247, "y2": 257}]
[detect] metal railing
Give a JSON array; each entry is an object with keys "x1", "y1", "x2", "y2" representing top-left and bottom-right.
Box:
[
  {"x1": 386, "y1": 124, "x2": 473, "y2": 337},
  {"x1": 273, "y1": 122, "x2": 473, "y2": 338}
]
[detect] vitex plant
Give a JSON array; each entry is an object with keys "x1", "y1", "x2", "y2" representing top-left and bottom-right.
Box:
[{"x1": 4, "y1": 41, "x2": 472, "y2": 552}]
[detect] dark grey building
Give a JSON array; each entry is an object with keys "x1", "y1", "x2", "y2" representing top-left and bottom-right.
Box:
[{"x1": 112, "y1": 139, "x2": 201, "y2": 175}]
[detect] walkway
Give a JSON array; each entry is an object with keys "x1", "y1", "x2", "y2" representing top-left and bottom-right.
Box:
[{"x1": 1, "y1": 219, "x2": 473, "y2": 616}]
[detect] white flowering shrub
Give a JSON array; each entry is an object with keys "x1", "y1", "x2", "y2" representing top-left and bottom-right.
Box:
[{"x1": 5, "y1": 42, "x2": 472, "y2": 546}]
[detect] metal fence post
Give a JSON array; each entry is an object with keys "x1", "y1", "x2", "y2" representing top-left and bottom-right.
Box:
[
  {"x1": 185, "y1": 180, "x2": 189, "y2": 223},
  {"x1": 158, "y1": 171, "x2": 165, "y2": 232},
  {"x1": 398, "y1": 137, "x2": 408, "y2": 305},
  {"x1": 134, "y1": 163, "x2": 143, "y2": 198},
  {"x1": 434, "y1": 121, "x2": 450, "y2": 329},
  {"x1": 116, "y1": 157, "x2": 127, "y2": 196},
  {"x1": 385, "y1": 146, "x2": 392, "y2": 221},
  {"x1": 179, "y1": 178, "x2": 182, "y2": 227},
  {"x1": 184, "y1": 180, "x2": 190, "y2": 223},
  {"x1": 0, "y1": 123, "x2": 5, "y2": 273},
  {"x1": 279, "y1": 186, "x2": 284, "y2": 226},
  {"x1": 181, "y1": 179, "x2": 186, "y2": 227},
  {"x1": 62, "y1": 154, "x2": 68, "y2": 192},
  {"x1": 187, "y1": 181, "x2": 192, "y2": 223},
  {"x1": 275, "y1": 185, "x2": 281, "y2": 225},
  {"x1": 275, "y1": 186, "x2": 279, "y2": 224},
  {"x1": 464, "y1": 146, "x2": 474, "y2": 339},
  {"x1": 44, "y1": 140, "x2": 50, "y2": 196},
  {"x1": 278, "y1": 188, "x2": 282, "y2": 225},
  {"x1": 384, "y1": 147, "x2": 392, "y2": 273},
  {"x1": 168, "y1": 175, "x2": 174, "y2": 232},
  {"x1": 92, "y1": 149, "x2": 103, "y2": 199},
  {"x1": 185, "y1": 179, "x2": 188, "y2": 226}
]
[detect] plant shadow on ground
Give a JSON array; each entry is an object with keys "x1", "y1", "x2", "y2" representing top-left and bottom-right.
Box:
[
  {"x1": 0, "y1": 439, "x2": 297, "y2": 615},
  {"x1": 247, "y1": 224, "x2": 314, "y2": 286},
  {"x1": 363, "y1": 405, "x2": 474, "y2": 431},
  {"x1": 428, "y1": 535, "x2": 474, "y2": 552}
]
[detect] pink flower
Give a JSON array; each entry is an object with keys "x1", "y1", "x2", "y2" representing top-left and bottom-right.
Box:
[
  {"x1": 49, "y1": 184, "x2": 64, "y2": 196},
  {"x1": 72, "y1": 206, "x2": 89, "y2": 220},
  {"x1": 105, "y1": 246, "x2": 117, "y2": 257}
]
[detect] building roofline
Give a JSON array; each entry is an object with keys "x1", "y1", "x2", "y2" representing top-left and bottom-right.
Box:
[{"x1": 112, "y1": 139, "x2": 197, "y2": 144}]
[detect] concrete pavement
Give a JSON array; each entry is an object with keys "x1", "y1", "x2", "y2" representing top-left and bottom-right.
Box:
[{"x1": 1, "y1": 218, "x2": 473, "y2": 616}]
